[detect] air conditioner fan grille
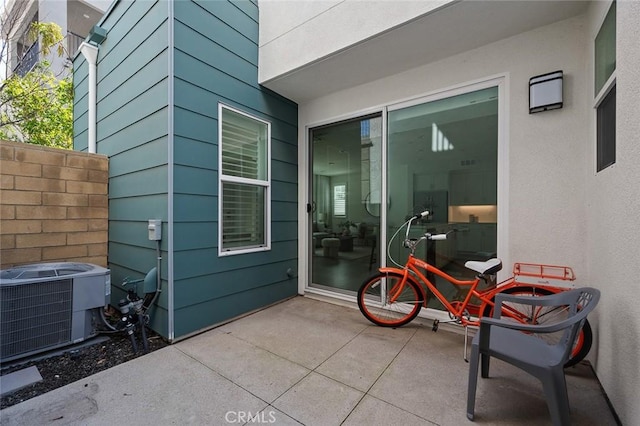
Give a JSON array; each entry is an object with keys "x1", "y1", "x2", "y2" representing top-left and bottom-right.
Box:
[{"x1": 1, "y1": 279, "x2": 73, "y2": 360}]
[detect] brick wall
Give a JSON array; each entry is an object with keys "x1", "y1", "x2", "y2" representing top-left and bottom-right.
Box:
[{"x1": 0, "y1": 140, "x2": 109, "y2": 269}]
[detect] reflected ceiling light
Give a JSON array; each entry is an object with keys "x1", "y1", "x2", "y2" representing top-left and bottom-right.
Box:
[{"x1": 431, "y1": 123, "x2": 453, "y2": 152}]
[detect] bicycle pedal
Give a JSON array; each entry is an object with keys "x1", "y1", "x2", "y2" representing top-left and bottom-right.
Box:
[{"x1": 432, "y1": 319, "x2": 439, "y2": 332}]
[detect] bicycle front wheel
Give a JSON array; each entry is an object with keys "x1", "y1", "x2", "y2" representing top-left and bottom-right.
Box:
[
  {"x1": 357, "y1": 272, "x2": 423, "y2": 327},
  {"x1": 484, "y1": 285, "x2": 593, "y2": 368}
]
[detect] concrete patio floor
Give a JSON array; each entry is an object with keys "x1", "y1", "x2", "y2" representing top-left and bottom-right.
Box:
[{"x1": 0, "y1": 296, "x2": 617, "y2": 425}]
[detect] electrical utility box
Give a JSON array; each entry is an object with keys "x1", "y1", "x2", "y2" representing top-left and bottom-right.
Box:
[{"x1": 148, "y1": 219, "x2": 162, "y2": 241}]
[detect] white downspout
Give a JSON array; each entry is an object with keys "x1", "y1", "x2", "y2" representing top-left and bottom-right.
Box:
[{"x1": 79, "y1": 42, "x2": 98, "y2": 154}]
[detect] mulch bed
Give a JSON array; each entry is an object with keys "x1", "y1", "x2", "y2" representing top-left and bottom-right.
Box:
[{"x1": 1, "y1": 327, "x2": 168, "y2": 410}]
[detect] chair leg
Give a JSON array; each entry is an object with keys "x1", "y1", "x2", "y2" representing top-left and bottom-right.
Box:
[
  {"x1": 541, "y1": 370, "x2": 570, "y2": 426},
  {"x1": 466, "y1": 345, "x2": 480, "y2": 420},
  {"x1": 480, "y1": 352, "x2": 490, "y2": 378}
]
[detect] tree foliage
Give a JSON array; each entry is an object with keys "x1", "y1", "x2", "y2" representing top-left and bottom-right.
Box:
[{"x1": 0, "y1": 21, "x2": 73, "y2": 149}]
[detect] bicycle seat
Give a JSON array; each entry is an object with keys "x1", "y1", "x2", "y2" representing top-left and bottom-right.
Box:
[{"x1": 465, "y1": 258, "x2": 502, "y2": 275}]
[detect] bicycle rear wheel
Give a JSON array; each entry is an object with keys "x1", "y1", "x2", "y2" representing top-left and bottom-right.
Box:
[
  {"x1": 358, "y1": 272, "x2": 423, "y2": 327},
  {"x1": 484, "y1": 286, "x2": 592, "y2": 368}
]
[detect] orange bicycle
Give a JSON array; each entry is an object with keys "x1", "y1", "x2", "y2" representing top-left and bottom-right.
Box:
[{"x1": 357, "y1": 211, "x2": 592, "y2": 367}]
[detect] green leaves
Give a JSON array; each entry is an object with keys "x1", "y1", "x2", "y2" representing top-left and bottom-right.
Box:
[{"x1": 0, "y1": 22, "x2": 72, "y2": 149}]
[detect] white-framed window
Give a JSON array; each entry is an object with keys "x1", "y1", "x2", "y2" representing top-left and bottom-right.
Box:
[
  {"x1": 333, "y1": 183, "x2": 346, "y2": 217},
  {"x1": 595, "y1": 1, "x2": 616, "y2": 172},
  {"x1": 218, "y1": 104, "x2": 271, "y2": 255}
]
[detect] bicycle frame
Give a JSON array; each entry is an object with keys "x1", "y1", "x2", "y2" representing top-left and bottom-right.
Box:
[
  {"x1": 381, "y1": 256, "x2": 570, "y2": 329},
  {"x1": 359, "y1": 211, "x2": 589, "y2": 364},
  {"x1": 384, "y1": 258, "x2": 474, "y2": 313},
  {"x1": 379, "y1": 214, "x2": 567, "y2": 328}
]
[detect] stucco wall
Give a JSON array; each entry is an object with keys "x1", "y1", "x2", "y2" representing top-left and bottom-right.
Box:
[
  {"x1": 0, "y1": 140, "x2": 109, "y2": 269},
  {"x1": 292, "y1": 3, "x2": 638, "y2": 423},
  {"x1": 298, "y1": 14, "x2": 590, "y2": 281},
  {"x1": 258, "y1": 0, "x2": 451, "y2": 84},
  {"x1": 584, "y1": 2, "x2": 640, "y2": 424}
]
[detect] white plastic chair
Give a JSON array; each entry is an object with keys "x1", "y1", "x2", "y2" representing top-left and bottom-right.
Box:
[{"x1": 466, "y1": 287, "x2": 600, "y2": 426}]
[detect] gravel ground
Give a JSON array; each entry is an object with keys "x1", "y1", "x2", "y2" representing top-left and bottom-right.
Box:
[{"x1": 1, "y1": 319, "x2": 168, "y2": 410}]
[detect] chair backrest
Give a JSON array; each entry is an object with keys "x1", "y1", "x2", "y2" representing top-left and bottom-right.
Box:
[{"x1": 556, "y1": 287, "x2": 600, "y2": 362}]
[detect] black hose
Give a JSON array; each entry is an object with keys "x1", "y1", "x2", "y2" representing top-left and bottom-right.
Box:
[
  {"x1": 128, "y1": 329, "x2": 138, "y2": 353},
  {"x1": 138, "y1": 313, "x2": 149, "y2": 352},
  {"x1": 98, "y1": 307, "x2": 117, "y2": 331}
]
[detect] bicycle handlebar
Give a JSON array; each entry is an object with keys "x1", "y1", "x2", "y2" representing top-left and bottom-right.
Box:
[
  {"x1": 413, "y1": 210, "x2": 430, "y2": 220},
  {"x1": 429, "y1": 233, "x2": 447, "y2": 241},
  {"x1": 389, "y1": 211, "x2": 449, "y2": 267}
]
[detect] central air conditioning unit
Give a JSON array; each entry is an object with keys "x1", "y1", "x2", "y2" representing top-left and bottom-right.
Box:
[{"x1": 0, "y1": 262, "x2": 111, "y2": 363}]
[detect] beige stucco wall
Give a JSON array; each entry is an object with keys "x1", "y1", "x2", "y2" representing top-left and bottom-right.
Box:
[
  {"x1": 0, "y1": 140, "x2": 109, "y2": 268},
  {"x1": 298, "y1": 14, "x2": 590, "y2": 280},
  {"x1": 584, "y1": 2, "x2": 640, "y2": 424},
  {"x1": 289, "y1": 4, "x2": 637, "y2": 424},
  {"x1": 258, "y1": 0, "x2": 450, "y2": 84}
]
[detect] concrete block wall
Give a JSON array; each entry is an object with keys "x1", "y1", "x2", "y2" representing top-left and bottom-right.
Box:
[{"x1": 0, "y1": 140, "x2": 109, "y2": 269}]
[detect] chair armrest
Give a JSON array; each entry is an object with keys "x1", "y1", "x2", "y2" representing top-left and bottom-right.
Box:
[
  {"x1": 488, "y1": 289, "x2": 595, "y2": 334},
  {"x1": 492, "y1": 291, "x2": 576, "y2": 320},
  {"x1": 479, "y1": 315, "x2": 579, "y2": 335}
]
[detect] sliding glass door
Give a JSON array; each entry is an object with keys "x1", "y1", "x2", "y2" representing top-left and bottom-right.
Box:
[
  {"x1": 307, "y1": 83, "x2": 499, "y2": 304},
  {"x1": 310, "y1": 115, "x2": 382, "y2": 293},
  {"x1": 387, "y1": 86, "x2": 498, "y2": 306}
]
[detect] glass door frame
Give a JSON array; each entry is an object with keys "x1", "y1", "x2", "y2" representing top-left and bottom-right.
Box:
[
  {"x1": 303, "y1": 75, "x2": 508, "y2": 301},
  {"x1": 307, "y1": 112, "x2": 386, "y2": 296}
]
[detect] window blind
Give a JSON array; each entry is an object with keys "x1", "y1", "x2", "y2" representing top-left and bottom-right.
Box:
[
  {"x1": 334, "y1": 184, "x2": 346, "y2": 216},
  {"x1": 219, "y1": 106, "x2": 269, "y2": 252}
]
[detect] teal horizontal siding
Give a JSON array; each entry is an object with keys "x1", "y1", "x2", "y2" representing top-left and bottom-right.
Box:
[
  {"x1": 174, "y1": 260, "x2": 294, "y2": 309},
  {"x1": 272, "y1": 181, "x2": 298, "y2": 203},
  {"x1": 72, "y1": 0, "x2": 298, "y2": 340},
  {"x1": 99, "y1": 46, "x2": 169, "y2": 118},
  {"x1": 272, "y1": 222, "x2": 298, "y2": 245},
  {"x1": 194, "y1": 0, "x2": 258, "y2": 42},
  {"x1": 175, "y1": 21, "x2": 256, "y2": 87},
  {"x1": 98, "y1": 0, "x2": 166, "y2": 79},
  {"x1": 72, "y1": 56, "x2": 89, "y2": 152},
  {"x1": 173, "y1": 280, "x2": 296, "y2": 338},
  {"x1": 174, "y1": 165, "x2": 217, "y2": 196},
  {"x1": 173, "y1": 76, "x2": 296, "y2": 145},
  {"x1": 173, "y1": 240, "x2": 297, "y2": 281},
  {"x1": 108, "y1": 242, "x2": 163, "y2": 276},
  {"x1": 98, "y1": 80, "x2": 168, "y2": 142},
  {"x1": 110, "y1": 221, "x2": 166, "y2": 249},
  {"x1": 272, "y1": 138, "x2": 298, "y2": 164},
  {"x1": 98, "y1": 109, "x2": 169, "y2": 157},
  {"x1": 109, "y1": 195, "x2": 168, "y2": 221},
  {"x1": 173, "y1": 78, "x2": 216, "y2": 121},
  {"x1": 272, "y1": 161, "x2": 298, "y2": 184},
  {"x1": 174, "y1": 105, "x2": 216, "y2": 145},
  {"x1": 229, "y1": 0, "x2": 258, "y2": 22},
  {"x1": 108, "y1": 137, "x2": 168, "y2": 177},
  {"x1": 273, "y1": 201, "x2": 298, "y2": 222},
  {"x1": 109, "y1": 166, "x2": 168, "y2": 198},
  {"x1": 175, "y1": 1, "x2": 257, "y2": 66},
  {"x1": 173, "y1": 222, "x2": 217, "y2": 252},
  {"x1": 170, "y1": 0, "x2": 297, "y2": 338},
  {"x1": 173, "y1": 136, "x2": 216, "y2": 169},
  {"x1": 173, "y1": 194, "x2": 216, "y2": 222}
]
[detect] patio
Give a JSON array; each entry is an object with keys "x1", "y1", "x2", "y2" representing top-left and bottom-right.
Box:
[{"x1": 0, "y1": 296, "x2": 616, "y2": 425}]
